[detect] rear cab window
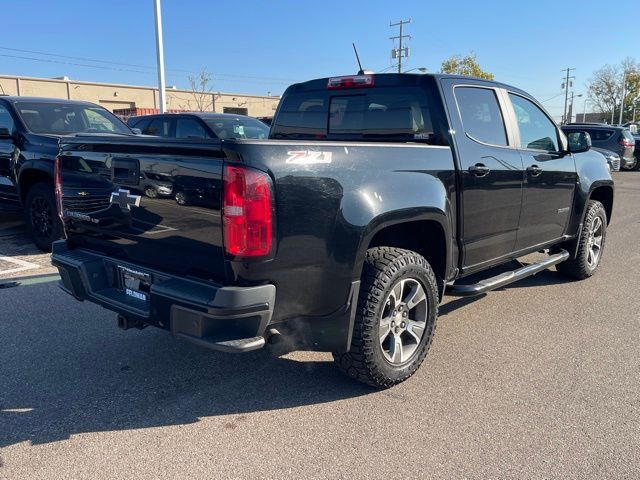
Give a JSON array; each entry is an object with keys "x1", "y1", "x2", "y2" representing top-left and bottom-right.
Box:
[
  {"x1": 271, "y1": 76, "x2": 446, "y2": 145},
  {"x1": 454, "y1": 87, "x2": 507, "y2": 146}
]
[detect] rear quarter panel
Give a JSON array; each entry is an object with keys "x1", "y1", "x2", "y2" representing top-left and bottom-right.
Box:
[{"x1": 223, "y1": 140, "x2": 456, "y2": 323}]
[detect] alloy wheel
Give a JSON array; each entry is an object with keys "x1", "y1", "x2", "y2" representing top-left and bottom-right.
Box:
[
  {"x1": 379, "y1": 278, "x2": 429, "y2": 365},
  {"x1": 30, "y1": 196, "x2": 53, "y2": 239},
  {"x1": 586, "y1": 215, "x2": 603, "y2": 269}
]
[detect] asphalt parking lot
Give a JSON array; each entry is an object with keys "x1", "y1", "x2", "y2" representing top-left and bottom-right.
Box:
[{"x1": 1, "y1": 172, "x2": 639, "y2": 479}]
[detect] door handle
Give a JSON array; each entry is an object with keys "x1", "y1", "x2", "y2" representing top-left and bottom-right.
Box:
[
  {"x1": 526, "y1": 165, "x2": 542, "y2": 176},
  {"x1": 468, "y1": 163, "x2": 490, "y2": 177}
]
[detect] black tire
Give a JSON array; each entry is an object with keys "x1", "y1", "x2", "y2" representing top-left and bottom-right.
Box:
[
  {"x1": 333, "y1": 247, "x2": 439, "y2": 388},
  {"x1": 24, "y1": 182, "x2": 63, "y2": 252},
  {"x1": 556, "y1": 200, "x2": 607, "y2": 280},
  {"x1": 144, "y1": 187, "x2": 158, "y2": 198}
]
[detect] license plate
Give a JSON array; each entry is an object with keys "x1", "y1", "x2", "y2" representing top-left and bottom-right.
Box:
[{"x1": 119, "y1": 266, "x2": 152, "y2": 302}]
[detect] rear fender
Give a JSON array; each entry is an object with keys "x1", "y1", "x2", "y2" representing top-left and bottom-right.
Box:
[{"x1": 335, "y1": 173, "x2": 454, "y2": 280}]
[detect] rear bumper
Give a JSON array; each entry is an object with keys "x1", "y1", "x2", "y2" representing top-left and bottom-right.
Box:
[
  {"x1": 51, "y1": 241, "x2": 275, "y2": 353},
  {"x1": 622, "y1": 156, "x2": 636, "y2": 168}
]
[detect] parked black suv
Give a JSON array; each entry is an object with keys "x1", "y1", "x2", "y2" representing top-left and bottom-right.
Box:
[
  {"x1": 127, "y1": 113, "x2": 270, "y2": 140},
  {"x1": 0, "y1": 97, "x2": 133, "y2": 250},
  {"x1": 561, "y1": 124, "x2": 636, "y2": 169}
]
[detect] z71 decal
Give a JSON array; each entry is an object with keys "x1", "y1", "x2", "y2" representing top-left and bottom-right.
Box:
[{"x1": 286, "y1": 151, "x2": 333, "y2": 165}]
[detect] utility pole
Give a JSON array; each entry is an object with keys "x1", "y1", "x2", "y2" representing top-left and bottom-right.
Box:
[
  {"x1": 618, "y1": 70, "x2": 627, "y2": 125},
  {"x1": 561, "y1": 67, "x2": 575, "y2": 125},
  {"x1": 390, "y1": 19, "x2": 411, "y2": 73},
  {"x1": 153, "y1": 0, "x2": 166, "y2": 113}
]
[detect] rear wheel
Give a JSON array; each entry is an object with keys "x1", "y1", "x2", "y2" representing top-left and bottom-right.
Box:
[
  {"x1": 175, "y1": 192, "x2": 189, "y2": 206},
  {"x1": 24, "y1": 182, "x2": 63, "y2": 252},
  {"x1": 557, "y1": 200, "x2": 607, "y2": 279},
  {"x1": 333, "y1": 247, "x2": 439, "y2": 388}
]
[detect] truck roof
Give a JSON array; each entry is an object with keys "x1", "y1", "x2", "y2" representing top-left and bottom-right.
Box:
[{"x1": 285, "y1": 73, "x2": 527, "y2": 96}]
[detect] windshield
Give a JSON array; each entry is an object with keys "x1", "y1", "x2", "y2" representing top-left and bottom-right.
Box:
[
  {"x1": 15, "y1": 102, "x2": 131, "y2": 135},
  {"x1": 204, "y1": 117, "x2": 269, "y2": 139}
]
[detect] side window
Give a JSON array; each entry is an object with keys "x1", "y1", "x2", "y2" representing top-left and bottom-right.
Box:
[
  {"x1": 585, "y1": 129, "x2": 613, "y2": 141},
  {"x1": 509, "y1": 94, "x2": 559, "y2": 151},
  {"x1": 175, "y1": 118, "x2": 209, "y2": 139},
  {"x1": 144, "y1": 118, "x2": 172, "y2": 137},
  {"x1": 131, "y1": 118, "x2": 150, "y2": 133},
  {"x1": 455, "y1": 87, "x2": 508, "y2": 146},
  {"x1": 0, "y1": 104, "x2": 15, "y2": 133}
]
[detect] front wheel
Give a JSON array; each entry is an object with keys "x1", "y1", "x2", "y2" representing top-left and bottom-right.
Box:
[
  {"x1": 24, "y1": 182, "x2": 63, "y2": 252},
  {"x1": 333, "y1": 247, "x2": 439, "y2": 388},
  {"x1": 144, "y1": 187, "x2": 158, "y2": 198},
  {"x1": 556, "y1": 200, "x2": 607, "y2": 279}
]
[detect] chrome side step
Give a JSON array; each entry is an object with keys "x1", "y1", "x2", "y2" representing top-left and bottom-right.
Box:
[{"x1": 449, "y1": 250, "x2": 570, "y2": 297}]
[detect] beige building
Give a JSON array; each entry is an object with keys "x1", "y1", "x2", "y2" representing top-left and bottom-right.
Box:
[{"x1": 0, "y1": 74, "x2": 280, "y2": 117}]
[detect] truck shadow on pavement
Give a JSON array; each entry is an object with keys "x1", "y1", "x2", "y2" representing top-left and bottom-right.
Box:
[
  {"x1": 0, "y1": 282, "x2": 373, "y2": 448},
  {"x1": 1, "y1": 264, "x2": 574, "y2": 448}
]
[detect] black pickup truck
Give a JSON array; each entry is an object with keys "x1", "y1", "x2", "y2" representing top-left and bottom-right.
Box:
[
  {"x1": 52, "y1": 73, "x2": 613, "y2": 387},
  {"x1": 0, "y1": 96, "x2": 133, "y2": 250}
]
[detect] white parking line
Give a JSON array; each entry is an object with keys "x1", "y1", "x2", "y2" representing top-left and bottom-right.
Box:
[{"x1": 0, "y1": 256, "x2": 40, "y2": 275}]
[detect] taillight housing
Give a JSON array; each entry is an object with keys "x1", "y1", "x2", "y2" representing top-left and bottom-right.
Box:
[
  {"x1": 54, "y1": 155, "x2": 64, "y2": 220},
  {"x1": 620, "y1": 138, "x2": 635, "y2": 148},
  {"x1": 222, "y1": 165, "x2": 274, "y2": 258},
  {"x1": 327, "y1": 74, "x2": 375, "y2": 89}
]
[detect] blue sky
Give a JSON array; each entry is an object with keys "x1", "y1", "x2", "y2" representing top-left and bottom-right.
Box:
[{"x1": 2, "y1": 0, "x2": 636, "y2": 120}]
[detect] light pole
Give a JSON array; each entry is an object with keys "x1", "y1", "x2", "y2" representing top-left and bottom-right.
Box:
[
  {"x1": 404, "y1": 67, "x2": 427, "y2": 73},
  {"x1": 582, "y1": 97, "x2": 589, "y2": 123},
  {"x1": 153, "y1": 0, "x2": 166, "y2": 113},
  {"x1": 568, "y1": 92, "x2": 582, "y2": 123}
]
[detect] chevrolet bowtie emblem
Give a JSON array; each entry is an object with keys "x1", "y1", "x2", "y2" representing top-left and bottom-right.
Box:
[
  {"x1": 110, "y1": 189, "x2": 141, "y2": 210},
  {"x1": 78, "y1": 191, "x2": 90, "y2": 197}
]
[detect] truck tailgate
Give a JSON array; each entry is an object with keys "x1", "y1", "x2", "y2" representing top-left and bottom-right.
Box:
[{"x1": 58, "y1": 137, "x2": 226, "y2": 282}]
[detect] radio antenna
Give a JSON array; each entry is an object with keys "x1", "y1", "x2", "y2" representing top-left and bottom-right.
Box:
[{"x1": 352, "y1": 43, "x2": 365, "y2": 75}]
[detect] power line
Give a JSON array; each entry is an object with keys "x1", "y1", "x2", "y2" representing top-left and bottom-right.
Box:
[
  {"x1": 540, "y1": 92, "x2": 565, "y2": 104},
  {"x1": 0, "y1": 46, "x2": 298, "y2": 84}
]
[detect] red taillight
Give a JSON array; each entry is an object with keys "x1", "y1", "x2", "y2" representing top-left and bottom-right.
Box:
[
  {"x1": 54, "y1": 155, "x2": 64, "y2": 220},
  {"x1": 222, "y1": 165, "x2": 273, "y2": 258},
  {"x1": 620, "y1": 138, "x2": 635, "y2": 147},
  {"x1": 327, "y1": 74, "x2": 375, "y2": 89}
]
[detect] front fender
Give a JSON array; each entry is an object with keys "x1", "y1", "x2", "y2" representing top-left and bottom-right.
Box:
[{"x1": 567, "y1": 150, "x2": 614, "y2": 235}]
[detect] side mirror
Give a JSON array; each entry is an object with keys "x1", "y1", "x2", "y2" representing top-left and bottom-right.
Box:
[
  {"x1": 566, "y1": 131, "x2": 591, "y2": 154},
  {"x1": 131, "y1": 128, "x2": 142, "y2": 135},
  {"x1": 0, "y1": 127, "x2": 12, "y2": 139}
]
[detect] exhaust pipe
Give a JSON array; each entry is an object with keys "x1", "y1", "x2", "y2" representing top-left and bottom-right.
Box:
[{"x1": 266, "y1": 328, "x2": 282, "y2": 345}]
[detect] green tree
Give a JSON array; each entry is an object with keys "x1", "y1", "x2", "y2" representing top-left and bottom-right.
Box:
[
  {"x1": 440, "y1": 53, "x2": 494, "y2": 80},
  {"x1": 587, "y1": 58, "x2": 640, "y2": 123}
]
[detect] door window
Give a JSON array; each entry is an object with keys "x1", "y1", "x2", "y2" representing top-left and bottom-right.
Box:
[
  {"x1": 144, "y1": 118, "x2": 172, "y2": 137},
  {"x1": 509, "y1": 94, "x2": 559, "y2": 151},
  {"x1": 455, "y1": 87, "x2": 508, "y2": 146},
  {"x1": 0, "y1": 105, "x2": 15, "y2": 133},
  {"x1": 175, "y1": 118, "x2": 209, "y2": 139}
]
